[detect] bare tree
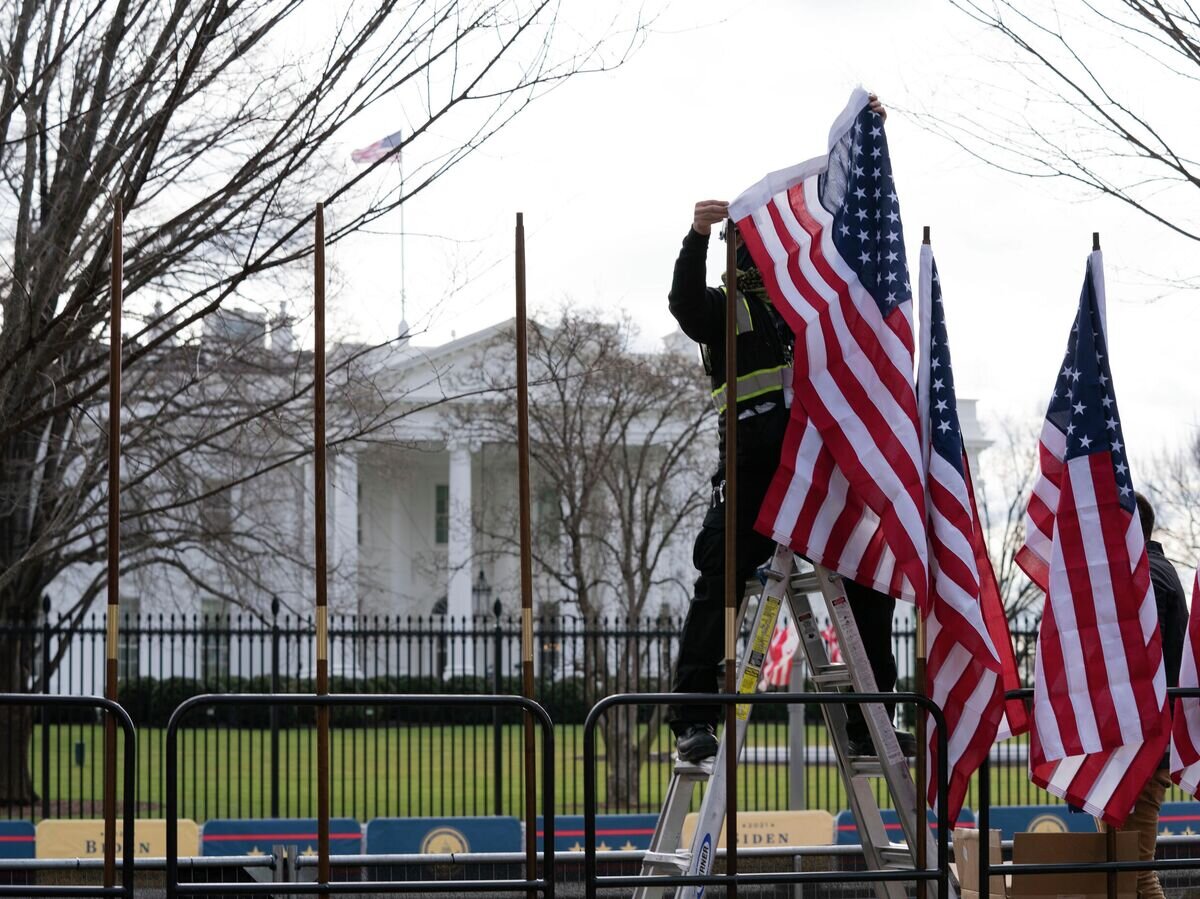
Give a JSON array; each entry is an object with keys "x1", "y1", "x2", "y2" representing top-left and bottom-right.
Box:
[
  {"x1": 0, "y1": 0, "x2": 649, "y2": 803},
  {"x1": 1143, "y1": 432, "x2": 1200, "y2": 570},
  {"x1": 467, "y1": 310, "x2": 711, "y2": 805},
  {"x1": 922, "y1": 1, "x2": 1199, "y2": 245}
]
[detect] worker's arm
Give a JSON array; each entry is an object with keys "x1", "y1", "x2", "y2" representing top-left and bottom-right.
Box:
[{"x1": 668, "y1": 200, "x2": 728, "y2": 344}]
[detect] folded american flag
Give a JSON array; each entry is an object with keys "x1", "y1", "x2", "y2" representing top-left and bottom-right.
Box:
[
  {"x1": 351, "y1": 129, "x2": 403, "y2": 165},
  {"x1": 1171, "y1": 570, "x2": 1200, "y2": 796},
  {"x1": 1016, "y1": 249, "x2": 1168, "y2": 827},
  {"x1": 917, "y1": 243, "x2": 1026, "y2": 821},
  {"x1": 729, "y1": 88, "x2": 927, "y2": 609}
]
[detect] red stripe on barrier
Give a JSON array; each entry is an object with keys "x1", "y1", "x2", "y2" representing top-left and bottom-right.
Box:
[{"x1": 203, "y1": 832, "x2": 360, "y2": 842}]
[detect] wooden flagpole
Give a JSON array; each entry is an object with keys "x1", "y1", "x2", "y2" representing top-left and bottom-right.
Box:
[
  {"x1": 314, "y1": 203, "x2": 331, "y2": 884},
  {"x1": 724, "y1": 219, "x2": 739, "y2": 897},
  {"x1": 916, "y1": 224, "x2": 931, "y2": 889},
  {"x1": 103, "y1": 198, "x2": 123, "y2": 890},
  {"x1": 514, "y1": 212, "x2": 538, "y2": 896}
]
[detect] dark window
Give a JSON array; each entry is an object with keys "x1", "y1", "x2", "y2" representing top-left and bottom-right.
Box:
[{"x1": 435, "y1": 484, "x2": 449, "y2": 545}]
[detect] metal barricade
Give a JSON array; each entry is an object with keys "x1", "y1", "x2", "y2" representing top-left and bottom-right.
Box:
[
  {"x1": 581, "y1": 690, "x2": 951, "y2": 899},
  {"x1": 0, "y1": 694, "x2": 136, "y2": 899},
  {"x1": 164, "y1": 693, "x2": 555, "y2": 897}
]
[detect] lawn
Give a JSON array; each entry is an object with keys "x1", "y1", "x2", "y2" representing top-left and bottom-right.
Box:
[{"x1": 20, "y1": 722, "x2": 1123, "y2": 823}]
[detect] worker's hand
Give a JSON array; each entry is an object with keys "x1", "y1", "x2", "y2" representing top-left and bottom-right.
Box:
[
  {"x1": 692, "y1": 200, "x2": 730, "y2": 236},
  {"x1": 868, "y1": 92, "x2": 887, "y2": 122}
]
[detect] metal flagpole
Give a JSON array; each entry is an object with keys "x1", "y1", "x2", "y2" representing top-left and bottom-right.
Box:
[
  {"x1": 514, "y1": 212, "x2": 538, "y2": 897},
  {"x1": 916, "y1": 225, "x2": 931, "y2": 888},
  {"x1": 314, "y1": 203, "x2": 332, "y2": 884},
  {"x1": 1093, "y1": 229, "x2": 1118, "y2": 899},
  {"x1": 103, "y1": 198, "x2": 123, "y2": 891},
  {"x1": 724, "y1": 218, "x2": 739, "y2": 897}
]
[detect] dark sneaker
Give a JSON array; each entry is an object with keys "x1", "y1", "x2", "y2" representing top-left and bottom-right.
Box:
[
  {"x1": 675, "y1": 724, "x2": 718, "y2": 763},
  {"x1": 848, "y1": 729, "x2": 918, "y2": 758}
]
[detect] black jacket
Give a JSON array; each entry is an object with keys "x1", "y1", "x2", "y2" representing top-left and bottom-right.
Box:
[
  {"x1": 1148, "y1": 540, "x2": 1188, "y2": 688},
  {"x1": 668, "y1": 228, "x2": 792, "y2": 474}
]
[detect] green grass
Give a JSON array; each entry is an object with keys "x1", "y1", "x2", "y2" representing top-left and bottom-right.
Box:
[{"x1": 23, "y1": 724, "x2": 1154, "y2": 823}]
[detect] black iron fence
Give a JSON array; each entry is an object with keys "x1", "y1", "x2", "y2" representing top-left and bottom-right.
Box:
[{"x1": 0, "y1": 603, "x2": 1153, "y2": 824}]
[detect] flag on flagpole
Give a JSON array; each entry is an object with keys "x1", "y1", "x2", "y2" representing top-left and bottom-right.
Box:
[
  {"x1": 760, "y1": 611, "x2": 801, "y2": 689},
  {"x1": 821, "y1": 622, "x2": 841, "y2": 663},
  {"x1": 1015, "y1": 250, "x2": 1168, "y2": 827},
  {"x1": 916, "y1": 244, "x2": 1026, "y2": 820},
  {"x1": 1171, "y1": 570, "x2": 1200, "y2": 796},
  {"x1": 351, "y1": 129, "x2": 403, "y2": 165},
  {"x1": 729, "y1": 88, "x2": 928, "y2": 609}
]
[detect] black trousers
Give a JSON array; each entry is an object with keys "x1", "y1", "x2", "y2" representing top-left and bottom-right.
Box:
[{"x1": 667, "y1": 472, "x2": 897, "y2": 735}]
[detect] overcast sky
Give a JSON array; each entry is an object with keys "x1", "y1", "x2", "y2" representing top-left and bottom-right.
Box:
[{"x1": 325, "y1": 0, "x2": 1200, "y2": 472}]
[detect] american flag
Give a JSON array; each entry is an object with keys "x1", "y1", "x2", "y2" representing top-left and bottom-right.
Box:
[
  {"x1": 729, "y1": 88, "x2": 927, "y2": 609},
  {"x1": 351, "y1": 129, "x2": 403, "y2": 165},
  {"x1": 760, "y1": 612, "x2": 800, "y2": 689},
  {"x1": 917, "y1": 245, "x2": 1026, "y2": 820},
  {"x1": 821, "y1": 622, "x2": 841, "y2": 663},
  {"x1": 1015, "y1": 250, "x2": 1168, "y2": 827},
  {"x1": 1171, "y1": 570, "x2": 1200, "y2": 796}
]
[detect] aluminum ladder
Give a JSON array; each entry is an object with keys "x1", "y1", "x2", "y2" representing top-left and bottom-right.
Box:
[{"x1": 635, "y1": 542, "x2": 952, "y2": 899}]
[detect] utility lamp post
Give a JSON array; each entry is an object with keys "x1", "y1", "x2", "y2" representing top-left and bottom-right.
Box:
[{"x1": 472, "y1": 569, "x2": 492, "y2": 617}]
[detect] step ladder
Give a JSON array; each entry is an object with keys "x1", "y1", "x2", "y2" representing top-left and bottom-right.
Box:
[{"x1": 635, "y1": 542, "x2": 953, "y2": 899}]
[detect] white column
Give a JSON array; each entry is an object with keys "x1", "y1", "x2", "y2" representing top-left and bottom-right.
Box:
[{"x1": 447, "y1": 441, "x2": 475, "y2": 676}]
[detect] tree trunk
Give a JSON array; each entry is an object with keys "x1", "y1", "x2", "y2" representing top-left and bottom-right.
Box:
[{"x1": 0, "y1": 629, "x2": 36, "y2": 807}]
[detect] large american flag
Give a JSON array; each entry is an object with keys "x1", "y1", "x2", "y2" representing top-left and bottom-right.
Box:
[
  {"x1": 729, "y1": 89, "x2": 927, "y2": 608},
  {"x1": 917, "y1": 245, "x2": 1026, "y2": 820},
  {"x1": 1171, "y1": 570, "x2": 1200, "y2": 796},
  {"x1": 1015, "y1": 251, "x2": 1168, "y2": 826}
]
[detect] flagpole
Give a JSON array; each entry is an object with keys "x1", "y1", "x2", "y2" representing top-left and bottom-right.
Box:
[
  {"x1": 314, "y1": 202, "x2": 331, "y2": 885},
  {"x1": 103, "y1": 198, "x2": 123, "y2": 891},
  {"x1": 514, "y1": 212, "x2": 538, "y2": 898},
  {"x1": 1092, "y1": 231, "x2": 1119, "y2": 899},
  {"x1": 916, "y1": 225, "x2": 931, "y2": 892},
  {"x1": 724, "y1": 218, "x2": 739, "y2": 897}
]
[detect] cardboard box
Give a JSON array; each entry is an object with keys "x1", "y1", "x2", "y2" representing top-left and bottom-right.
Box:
[
  {"x1": 1009, "y1": 831, "x2": 1137, "y2": 899},
  {"x1": 954, "y1": 827, "x2": 1006, "y2": 899}
]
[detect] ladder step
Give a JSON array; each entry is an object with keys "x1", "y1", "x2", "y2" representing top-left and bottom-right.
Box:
[
  {"x1": 847, "y1": 756, "x2": 887, "y2": 778},
  {"x1": 810, "y1": 666, "x2": 853, "y2": 689},
  {"x1": 641, "y1": 850, "x2": 690, "y2": 873},
  {"x1": 672, "y1": 757, "x2": 714, "y2": 780},
  {"x1": 878, "y1": 844, "x2": 918, "y2": 869}
]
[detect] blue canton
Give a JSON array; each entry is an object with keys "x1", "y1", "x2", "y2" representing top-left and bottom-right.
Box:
[
  {"x1": 825, "y1": 105, "x2": 911, "y2": 317},
  {"x1": 926, "y1": 260, "x2": 965, "y2": 478},
  {"x1": 1045, "y1": 259, "x2": 1135, "y2": 511}
]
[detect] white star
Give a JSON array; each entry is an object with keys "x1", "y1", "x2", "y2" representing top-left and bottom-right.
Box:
[
  {"x1": 854, "y1": 187, "x2": 866, "y2": 199},
  {"x1": 853, "y1": 164, "x2": 864, "y2": 177},
  {"x1": 874, "y1": 187, "x2": 882, "y2": 199},
  {"x1": 852, "y1": 141, "x2": 862, "y2": 156},
  {"x1": 1101, "y1": 395, "x2": 1113, "y2": 408},
  {"x1": 859, "y1": 250, "x2": 871, "y2": 264},
  {"x1": 1115, "y1": 461, "x2": 1128, "y2": 476},
  {"x1": 1120, "y1": 484, "x2": 1132, "y2": 497},
  {"x1": 938, "y1": 419, "x2": 952, "y2": 433},
  {"x1": 931, "y1": 357, "x2": 941, "y2": 369},
  {"x1": 855, "y1": 208, "x2": 867, "y2": 221},
  {"x1": 885, "y1": 291, "x2": 897, "y2": 304},
  {"x1": 1099, "y1": 373, "x2": 1108, "y2": 386},
  {"x1": 858, "y1": 229, "x2": 869, "y2": 241},
  {"x1": 1069, "y1": 369, "x2": 1080, "y2": 382},
  {"x1": 886, "y1": 230, "x2": 899, "y2": 243},
  {"x1": 1079, "y1": 434, "x2": 1092, "y2": 449},
  {"x1": 935, "y1": 399, "x2": 948, "y2": 412},
  {"x1": 873, "y1": 167, "x2": 882, "y2": 178},
  {"x1": 1066, "y1": 422, "x2": 1076, "y2": 435},
  {"x1": 885, "y1": 270, "x2": 897, "y2": 283},
  {"x1": 870, "y1": 125, "x2": 882, "y2": 138},
  {"x1": 933, "y1": 378, "x2": 944, "y2": 391},
  {"x1": 1112, "y1": 438, "x2": 1123, "y2": 452},
  {"x1": 888, "y1": 189, "x2": 898, "y2": 202},
  {"x1": 887, "y1": 210, "x2": 899, "y2": 223},
  {"x1": 1073, "y1": 401, "x2": 1085, "y2": 415},
  {"x1": 886, "y1": 250, "x2": 899, "y2": 263},
  {"x1": 1106, "y1": 417, "x2": 1117, "y2": 430},
  {"x1": 871, "y1": 146, "x2": 882, "y2": 159},
  {"x1": 839, "y1": 223, "x2": 850, "y2": 237}
]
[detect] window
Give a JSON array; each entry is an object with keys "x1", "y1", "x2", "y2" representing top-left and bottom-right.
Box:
[
  {"x1": 536, "y1": 487, "x2": 560, "y2": 544},
  {"x1": 357, "y1": 480, "x2": 363, "y2": 546},
  {"x1": 117, "y1": 596, "x2": 140, "y2": 680},
  {"x1": 435, "y1": 484, "x2": 449, "y2": 545},
  {"x1": 200, "y1": 483, "x2": 233, "y2": 534},
  {"x1": 200, "y1": 597, "x2": 231, "y2": 684}
]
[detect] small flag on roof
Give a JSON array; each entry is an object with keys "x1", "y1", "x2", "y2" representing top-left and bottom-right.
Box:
[{"x1": 351, "y1": 129, "x2": 403, "y2": 165}]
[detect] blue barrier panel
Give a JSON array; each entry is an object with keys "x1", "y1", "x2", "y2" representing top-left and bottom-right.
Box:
[
  {"x1": 986, "y1": 805, "x2": 1098, "y2": 840},
  {"x1": 1148, "y1": 801, "x2": 1200, "y2": 836},
  {"x1": 364, "y1": 817, "x2": 522, "y2": 854},
  {"x1": 200, "y1": 818, "x2": 362, "y2": 857},
  {"x1": 0, "y1": 821, "x2": 35, "y2": 859},
  {"x1": 834, "y1": 808, "x2": 975, "y2": 845},
  {"x1": 535, "y1": 814, "x2": 658, "y2": 852}
]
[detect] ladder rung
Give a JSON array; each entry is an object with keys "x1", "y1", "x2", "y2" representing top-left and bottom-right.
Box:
[
  {"x1": 878, "y1": 844, "x2": 917, "y2": 868},
  {"x1": 810, "y1": 668, "x2": 853, "y2": 689},
  {"x1": 641, "y1": 850, "x2": 690, "y2": 872},
  {"x1": 847, "y1": 756, "x2": 887, "y2": 778},
  {"x1": 672, "y1": 757, "x2": 714, "y2": 779}
]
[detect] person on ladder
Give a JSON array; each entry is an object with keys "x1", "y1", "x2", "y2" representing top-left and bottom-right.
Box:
[{"x1": 664, "y1": 95, "x2": 916, "y2": 764}]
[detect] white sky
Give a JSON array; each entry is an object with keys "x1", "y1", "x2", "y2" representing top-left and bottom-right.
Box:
[{"x1": 326, "y1": 0, "x2": 1200, "y2": 469}]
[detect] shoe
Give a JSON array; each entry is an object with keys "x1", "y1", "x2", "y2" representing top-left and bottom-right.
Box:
[
  {"x1": 848, "y1": 729, "x2": 918, "y2": 758},
  {"x1": 675, "y1": 724, "x2": 719, "y2": 763}
]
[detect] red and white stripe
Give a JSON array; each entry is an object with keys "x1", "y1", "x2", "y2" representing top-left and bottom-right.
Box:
[
  {"x1": 760, "y1": 611, "x2": 800, "y2": 689},
  {"x1": 1171, "y1": 570, "x2": 1200, "y2": 796},
  {"x1": 1016, "y1": 251, "x2": 1168, "y2": 827},
  {"x1": 729, "y1": 101, "x2": 927, "y2": 609},
  {"x1": 916, "y1": 246, "x2": 1025, "y2": 821}
]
